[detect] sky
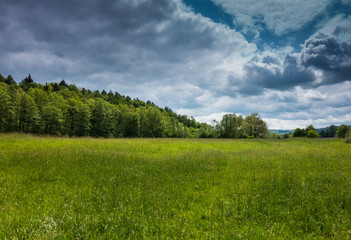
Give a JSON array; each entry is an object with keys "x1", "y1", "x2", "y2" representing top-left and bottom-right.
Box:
[{"x1": 0, "y1": 0, "x2": 351, "y2": 129}]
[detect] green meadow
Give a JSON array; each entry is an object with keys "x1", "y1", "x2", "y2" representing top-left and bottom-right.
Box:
[{"x1": 1, "y1": 134, "x2": 351, "y2": 239}]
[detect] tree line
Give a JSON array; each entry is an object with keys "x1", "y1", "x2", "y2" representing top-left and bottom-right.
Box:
[
  {"x1": 292, "y1": 124, "x2": 351, "y2": 140},
  {"x1": 0, "y1": 74, "x2": 268, "y2": 138}
]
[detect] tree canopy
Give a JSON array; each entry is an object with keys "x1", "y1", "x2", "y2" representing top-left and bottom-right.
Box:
[{"x1": 336, "y1": 125, "x2": 350, "y2": 139}]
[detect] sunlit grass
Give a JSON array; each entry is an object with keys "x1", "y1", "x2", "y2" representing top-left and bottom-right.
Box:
[{"x1": 0, "y1": 134, "x2": 350, "y2": 239}]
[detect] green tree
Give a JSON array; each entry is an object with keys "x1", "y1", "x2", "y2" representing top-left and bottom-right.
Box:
[
  {"x1": 5, "y1": 75, "x2": 17, "y2": 85},
  {"x1": 64, "y1": 99, "x2": 91, "y2": 136},
  {"x1": 20, "y1": 74, "x2": 36, "y2": 91},
  {"x1": 220, "y1": 114, "x2": 237, "y2": 138},
  {"x1": 306, "y1": 129, "x2": 319, "y2": 138},
  {"x1": 283, "y1": 133, "x2": 290, "y2": 139},
  {"x1": 28, "y1": 88, "x2": 49, "y2": 114},
  {"x1": 198, "y1": 122, "x2": 215, "y2": 138},
  {"x1": 163, "y1": 116, "x2": 179, "y2": 138},
  {"x1": 137, "y1": 107, "x2": 148, "y2": 137},
  {"x1": 327, "y1": 125, "x2": 337, "y2": 137},
  {"x1": 345, "y1": 130, "x2": 351, "y2": 143},
  {"x1": 42, "y1": 104, "x2": 63, "y2": 135},
  {"x1": 269, "y1": 133, "x2": 281, "y2": 139},
  {"x1": 0, "y1": 74, "x2": 5, "y2": 83},
  {"x1": 19, "y1": 94, "x2": 41, "y2": 133},
  {"x1": 90, "y1": 99, "x2": 111, "y2": 137},
  {"x1": 7, "y1": 85, "x2": 23, "y2": 132},
  {"x1": 59, "y1": 80, "x2": 68, "y2": 88},
  {"x1": 243, "y1": 113, "x2": 268, "y2": 138},
  {"x1": 123, "y1": 112, "x2": 140, "y2": 137},
  {"x1": 145, "y1": 107, "x2": 164, "y2": 137},
  {"x1": 293, "y1": 128, "x2": 305, "y2": 137},
  {"x1": 0, "y1": 83, "x2": 16, "y2": 132},
  {"x1": 256, "y1": 115, "x2": 268, "y2": 138},
  {"x1": 305, "y1": 125, "x2": 315, "y2": 132},
  {"x1": 109, "y1": 106, "x2": 123, "y2": 138},
  {"x1": 336, "y1": 124, "x2": 350, "y2": 139}
]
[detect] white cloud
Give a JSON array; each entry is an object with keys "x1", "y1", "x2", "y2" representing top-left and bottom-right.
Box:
[
  {"x1": 5, "y1": 51, "x2": 77, "y2": 72},
  {"x1": 194, "y1": 112, "x2": 231, "y2": 124},
  {"x1": 265, "y1": 114, "x2": 351, "y2": 130},
  {"x1": 212, "y1": 0, "x2": 331, "y2": 35},
  {"x1": 186, "y1": 81, "x2": 351, "y2": 129},
  {"x1": 316, "y1": 14, "x2": 351, "y2": 42}
]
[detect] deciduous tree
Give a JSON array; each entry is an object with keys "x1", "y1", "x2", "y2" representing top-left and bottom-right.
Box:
[
  {"x1": 19, "y1": 94, "x2": 40, "y2": 133},
  {"x1": 336, "y1": 124, "x2": 349, "y2": 139}
]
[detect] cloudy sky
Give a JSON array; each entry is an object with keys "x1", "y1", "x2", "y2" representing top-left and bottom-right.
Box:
[{"x1": 1, "y1": 0, "x2": 351, "y2": 129}]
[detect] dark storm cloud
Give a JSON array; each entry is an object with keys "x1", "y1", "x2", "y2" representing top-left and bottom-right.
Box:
[
  {"x1": 300, "y1": 32, "x2": 351, "y2": 84},
  {"x1": 235, "y1": 32, "x2": 351, "y2": 95},
  {"x1": 0, "y1": 0, "x2": 258, "y2": 121},
  {"x1": 0, "y1": 0, "x2": 236, "y2": 83},
  {"x1": 0, "y1": 0, "x2": 174, "y2": 56},
  {"x1": 240, "y1": 54, "x2": 314, "y2": 94},
  {"x1": 1, "y1": 0, "x2": 172, "y2": 33}
]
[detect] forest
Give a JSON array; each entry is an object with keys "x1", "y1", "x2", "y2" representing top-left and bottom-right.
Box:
[{"x1": 0, "y1": 74, "x2": 268, "y2": 138}]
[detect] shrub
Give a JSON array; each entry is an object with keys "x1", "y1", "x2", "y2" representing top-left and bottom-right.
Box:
[
  {"x1": 238, "y1": 132, "x2": 248, "y2": 138},
  {"x1": 293, "y1": 128, "x2": 305, "y2": 137},
  {"x1": 269, "y1": 133, "x2": 281, "y2": 139},
  {"x1": 307, "y1": 129, "x2": 319, "y2": 138},
  {"x1": 283, "y1": 133, "x2": 290, "y2": 139},
  {"x1": 346, "y1": 131, "x2": 351, "y2": 143}
]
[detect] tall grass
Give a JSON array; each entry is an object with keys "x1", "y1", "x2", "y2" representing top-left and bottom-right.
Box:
[{"x1": 0, "y1": 134, "x2": 350, "y2": 239}]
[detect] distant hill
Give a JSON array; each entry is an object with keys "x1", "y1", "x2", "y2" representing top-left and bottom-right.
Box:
[
  {"x1": 271, "y1": 125, "x2": 351, "y2": 137},
  {"x1": 315, "y1": 127, "x2": 328, "y2": 134},
  {"x1": 269, "y1": 129, "x2": 293, "y2": 135},
  {"x1": 270, "y1": 128, "x2": 337, "y2": 135}
]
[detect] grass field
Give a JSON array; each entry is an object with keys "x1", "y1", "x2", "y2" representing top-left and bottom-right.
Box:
[{"x1": 0, "y1": 134, "x2": 351, "y2": 239}]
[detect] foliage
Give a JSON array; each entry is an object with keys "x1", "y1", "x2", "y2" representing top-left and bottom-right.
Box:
[
  {"x1": 19, "y1": 94, "x2": 41, "y2": 133},
  {"x1": 305, "y1": 124, "x2": 315, "y2": 132},
  {"x1": 215, "y1": 113, "x2": 268, "y2": 139},
  {"x1": 198, "y1": 122, "x2": 215, "y2": 138},
  {"x1": 345, "y1": 130, "x2": 351, "y2": 143},
  {"x1": 41, "y1": 104, "x2": 63, "y2": 135},
  {"x1": 0, "y1": 74, "x2": 17, "y2": 85},
  {"x1": 319, "y1": 125, "x2": 337, "y2": 138},
  {"x1": 64, "y1": 99, "x2": 91, "y2": 137},
  {"x1": 0, "y1": 83, "x2": 16, "y2": 132},
  {"x1": 90, "y1": 98, "x2": 112, "y2": 137},
  {"x1": 293, "y1": 125, "x2": 320, "y2": 138},
  {"x1": 293, "y1": 128, "x2": 305, "y2": 137},
  {"x1": 336, "y1": 124, "x2": 349, "y2": 139},
  {"x1": 306, "y1": 129, "x2": 319, "y2": 138},
  {"x1": 123, "y1": 112, "x2": 140, "y2": 137}
]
